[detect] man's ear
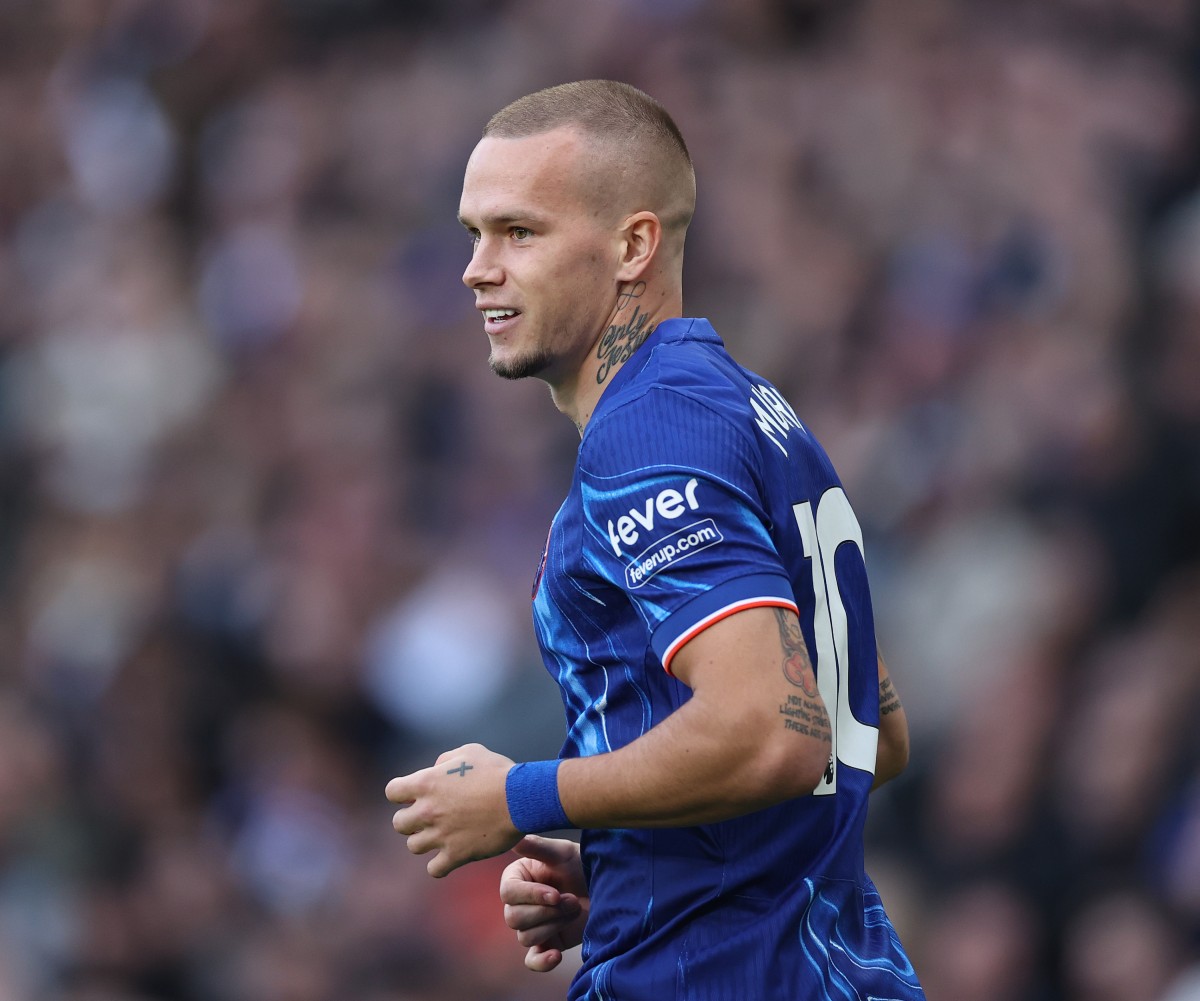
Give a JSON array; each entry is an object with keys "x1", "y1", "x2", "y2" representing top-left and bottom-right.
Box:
[{"x1": 615, "y1": 211, "x2": 662, "y2": 282}]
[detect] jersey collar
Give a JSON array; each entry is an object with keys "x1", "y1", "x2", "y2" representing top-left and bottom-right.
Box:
[{"x1": 590, "y1": 317, "x2": 721, "y2": 423}]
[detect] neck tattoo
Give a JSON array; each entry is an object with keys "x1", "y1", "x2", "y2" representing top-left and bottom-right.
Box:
[{"x1": 595, "y1": 281, "x2": 654, "y2": 386}]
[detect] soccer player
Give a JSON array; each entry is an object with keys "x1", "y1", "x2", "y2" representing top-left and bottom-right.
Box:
[{"x1": 386, "y1": 79, "x2": 925, "y2": 1000}]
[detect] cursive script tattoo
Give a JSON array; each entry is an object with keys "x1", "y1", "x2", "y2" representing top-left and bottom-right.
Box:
[{"x1": 596, "y1": 282, "x2": 653, "y2": 385}]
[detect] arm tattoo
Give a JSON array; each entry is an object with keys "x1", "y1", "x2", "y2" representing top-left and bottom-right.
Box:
[
  {"x1": 446, "y1": 762, "x2": 473, "y2": 777},
  {"x1": 879, "y1": 676, "x2": 903, "y2": 717},
  {"x1": 773, "y1": 609, "x2": 831, "y2": 742},
  {"x1": 775, "y1": 608, "x2": 818, "y2": 695},
  {"x1": 596, "y1": 281, "x2": 653, "y2": 385}
]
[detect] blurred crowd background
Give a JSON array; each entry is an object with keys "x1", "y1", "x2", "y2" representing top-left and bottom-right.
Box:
[{"x1": 0, "y1": 0, "x2": 1199, "y2": 998}]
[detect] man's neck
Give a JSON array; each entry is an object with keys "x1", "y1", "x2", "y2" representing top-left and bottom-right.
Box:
[{"x1": 551, "y1": 281, "x2": 682, "y2": 435}]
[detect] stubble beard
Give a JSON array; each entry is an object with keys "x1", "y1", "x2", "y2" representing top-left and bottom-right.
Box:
[{"x1": 489, "y1": 346, "x2": 556, "y2": 381}]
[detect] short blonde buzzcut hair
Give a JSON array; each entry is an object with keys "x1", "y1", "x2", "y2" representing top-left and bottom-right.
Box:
[
  {"x1": 484, "y1": 80, "x2": 695, "y2": 233},
  {"x1": 485, "y1": 80, "x2": 691, "y2": 166}
]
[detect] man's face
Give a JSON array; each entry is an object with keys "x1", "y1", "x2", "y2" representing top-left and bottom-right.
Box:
[{"x1": 459, "y1": 128, "x2": 621, "y2": 384}]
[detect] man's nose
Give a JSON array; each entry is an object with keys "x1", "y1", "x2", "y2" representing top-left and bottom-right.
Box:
[{"x1": 462, "y1": 238, "x2": 502, "y2": 288}]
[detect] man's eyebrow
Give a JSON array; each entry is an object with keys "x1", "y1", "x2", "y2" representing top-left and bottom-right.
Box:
[{"x1": 458, "y1": 211, "x2": 545, "y2": 229}]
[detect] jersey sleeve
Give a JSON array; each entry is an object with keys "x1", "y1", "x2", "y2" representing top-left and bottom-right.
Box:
[{"x1": 578, "y1": 386, "x2": 798, "y2": 674}]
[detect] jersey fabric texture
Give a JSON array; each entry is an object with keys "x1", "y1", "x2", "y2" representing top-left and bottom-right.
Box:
[{"x1": 531, "y1": 318, "x2": 924, "y2": 1001}]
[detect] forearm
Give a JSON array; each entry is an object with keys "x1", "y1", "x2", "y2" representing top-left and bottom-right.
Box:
[
  {"x1": 872, "y1": 654, "x2": 910, "y2": 790},
  {"x1": 556, "y1": 685, "x2": 829, "y2": 829}
]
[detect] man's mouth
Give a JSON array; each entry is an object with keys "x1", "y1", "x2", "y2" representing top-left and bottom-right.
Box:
[{"x1": 482, "y1": 308, "x2": 521, "y2": 330}]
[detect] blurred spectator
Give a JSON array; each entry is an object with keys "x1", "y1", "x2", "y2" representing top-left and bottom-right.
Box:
[
  {"x1": 1061, "y1": 888, "x2": 1189, "y2": 1001},
  {"x1": 917, "y1": 881, "x2": 1050, "y2": 1001}
]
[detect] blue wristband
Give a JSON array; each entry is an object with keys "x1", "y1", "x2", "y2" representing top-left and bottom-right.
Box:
[{"x1": 506, "y1": 759, "x2": 571, "y2": 833}]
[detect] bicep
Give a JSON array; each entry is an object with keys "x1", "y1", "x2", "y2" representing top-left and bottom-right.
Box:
[
  {"x1": 669, "y1": 604, "x2": 831, "y2": 759},
  {"x1": 671, "y1": 604, "x2": 808, "y2": 691}
]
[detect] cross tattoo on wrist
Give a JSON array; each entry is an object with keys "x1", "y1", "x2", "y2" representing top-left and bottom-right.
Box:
[{"x1": 447, "y1": 762, "x2": 473, "y2": 777}]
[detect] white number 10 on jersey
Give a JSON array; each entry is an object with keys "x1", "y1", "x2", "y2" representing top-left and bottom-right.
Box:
[{"x1": 793, "y1": 488, "x2": 879, "y2": 796}]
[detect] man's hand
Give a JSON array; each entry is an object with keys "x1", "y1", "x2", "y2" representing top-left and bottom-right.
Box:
[
  {"x1": 500, "y1": 835, "x2": 589, "y2": 972},
  {"x1": 386, "y1": 743, "x2": 520, "y2": 878}
]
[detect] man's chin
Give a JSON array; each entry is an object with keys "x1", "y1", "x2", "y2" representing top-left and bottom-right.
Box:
[{"x1": 489, "y1": 349, "x2": 554, "y2": 381}]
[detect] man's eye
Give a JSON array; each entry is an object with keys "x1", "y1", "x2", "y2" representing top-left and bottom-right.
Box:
[
  {"x1": 511, "y1": 227, "x2": 532, "y2": 240},
  {"x1": 467, "y1": 230, "x2": 480, "y2": 247}
]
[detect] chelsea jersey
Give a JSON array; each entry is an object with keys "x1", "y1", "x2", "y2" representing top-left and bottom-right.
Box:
[{"x1": 531, "y1": 318, "x2": 924, "y2": 1001}]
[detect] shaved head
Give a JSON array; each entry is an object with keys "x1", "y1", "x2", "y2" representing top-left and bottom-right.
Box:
[
  {"x1": 483, "y1": 80, "x2": 696, "y2": 245},
  {"x1": 460, "y1": 81, "x2": 692, "y2": 416}
]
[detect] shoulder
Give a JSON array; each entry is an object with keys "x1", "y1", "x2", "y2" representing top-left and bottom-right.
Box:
[
  {"x1": 584, "y1": 338, "x2": 757, "y2": 467},
  {"x1": 581, "y1": 382, "x2": 753, "y2": 481}
]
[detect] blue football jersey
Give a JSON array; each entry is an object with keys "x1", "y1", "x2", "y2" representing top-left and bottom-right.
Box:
[{"x1": 532, "y1": 318, "x2": 924, "y2": 1000}]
